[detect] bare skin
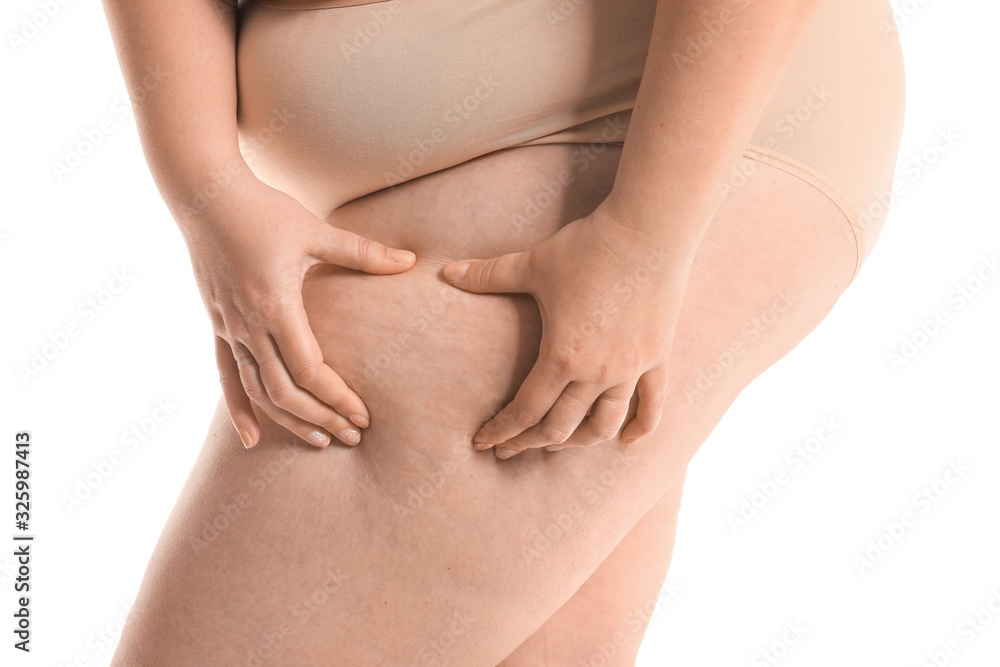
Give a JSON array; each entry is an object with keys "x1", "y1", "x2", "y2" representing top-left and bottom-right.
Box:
[
  {"x1": 101, "y1": 0, "x2": 825, "y2": 452},
  {"x1": 443, "y1": 0, "x2": 825, "y2": 453},
  {"x1": 99, "y1": 0, "x2": 887, "y2": 663},
  {"x1": 101, "y1": 0, "x2": 421, "y2": 450},
  {"x1": 110, "y1": 141, "x2": 860, "y2": 665}
]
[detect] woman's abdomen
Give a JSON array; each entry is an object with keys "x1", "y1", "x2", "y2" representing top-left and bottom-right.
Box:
[
  {"x1": 237, "y1": 0, "x2": 905, "y2": 280},
  {"x1": 235, "y1": 0, "x2": 654, "y2": 215}
]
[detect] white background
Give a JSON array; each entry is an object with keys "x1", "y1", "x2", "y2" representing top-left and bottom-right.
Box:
[{"x1": 1, "y1": 0, "x2": 997, "y2": 665}]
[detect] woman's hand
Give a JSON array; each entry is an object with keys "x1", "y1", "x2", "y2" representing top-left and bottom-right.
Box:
[
  {"x1": 441, "y1": 203, "x2": 697, "y2": 458},
  {"x1": 178, "y1": 171, "x2": 417, "y2": 449}
]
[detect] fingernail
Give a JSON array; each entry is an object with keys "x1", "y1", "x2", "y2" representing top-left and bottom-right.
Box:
[
  {"x1": 349, "y1": 413, "x2": 369, "y2": 429},
  {"x1": 624, "y1": 437, "x2": 637, "y2": 446},
  {"x1": 473, "y1": 425, "x2": 492, "y2": 445},
  {"x1": 495, "y1": 447, "x2": 518, "y2": 460},
  {"x1": 443, "y1": 262, "x2": 469, "y2": 283},
  {"x1": 474, "y1": 442, "x2": 495, "y2": 451},
  {"x1": 546, "y1": 445, "x2": 564, "y2": 452},
  {"x1": 239, "y1": 428, "x2": 254, "y2": 449},
  {"x1": 337, "y1": 429, "x2": 361, "y2": 446},
  {"x1": 388, "y1": 248, "x2": 415, "y2": 264},
  {"x1": 305, "y1": 430, "x2": 331, "y2": 448}
]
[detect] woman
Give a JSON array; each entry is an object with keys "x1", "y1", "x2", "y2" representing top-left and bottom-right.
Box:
[{"x1": 102, "y1": 0, "x2": 905, "y2": 663}]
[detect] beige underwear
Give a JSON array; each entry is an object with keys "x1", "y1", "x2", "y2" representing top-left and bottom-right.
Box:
[{"x1": 236, "y1": 0, "x2": 906, "y2": 284}]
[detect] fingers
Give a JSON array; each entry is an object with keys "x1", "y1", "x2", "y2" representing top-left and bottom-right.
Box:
[
  {"x1": 215, "y1": 336, "x2": 259, "y2": 449},
  {"x1": 620, "y1": 365, "x2": 668, "y2": 445},
  {"x1": 442, "y1": 251, "x2": 529, "y2": 294},
  {"x1": 270, "y1": 299, "x2": 370, "y2": 429},
  {"x1": 496, "y1": 382, "x2": 596, "y2": 452},
  {"x1": 235, "y1": 346, "x2": 337, "y2": 448},
  {"x1": 560, "y1": 382, "x2": 635, "y2": 449},
  {"x1": 473, "y1": 356, "x2": 566, "y2": 448},
  {"x1": 233, "y1": 338, "x2": 361, "y2": 448},
  {"x1": 250, "y1": 335, "x2": 363, "y2": 446},
  {"x1": 500, "y1": 382, "x2": 634, "y2": 457},
  {"x1": 309, "y1": 225, "x2": 415, "y2": 275}
]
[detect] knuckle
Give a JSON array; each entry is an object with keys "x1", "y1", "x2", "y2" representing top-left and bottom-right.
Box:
[
  {"x1": 596, "y1": 426, "x2": 621, "y2": 441},
  {"x1": 599, "y1": 393, "x2": 628, "y2": 410},
  {"x1": 541, "y1": 426, "x2": 571, "y2": 444},
  {"x1": 550, "y1": 348, "x2": 577, "y2": 375},
  {"x1": 596, "y1": 361, "x2": 614, "y2": 383},
  {"x1": 233, "y1": 352, "x2": 256, "y2": 369},
  {"x1": 511, "y1": 407, "x2": 540, "y2": 429},
  {"x1": 355, "y1": 235, "x2": 376, "y2": 263},
  {"x1": 255, "y1": 298, "x2": 279, "y2": 325},
  {"x1": 479, "y1": 258, "x2": 496, "y2": 285},
  {"x1": 266, "y1": 384, "x2": 293, "y2": 408},
  {"x1": 243, "y1": 381, "x2": 266, "y2": 405},
  {"x1": 292, "y1": 362, "x2": 321, "y2": 387},
  {"x1": 230, "y1": 321, "x2": 253, "y2": 342}
]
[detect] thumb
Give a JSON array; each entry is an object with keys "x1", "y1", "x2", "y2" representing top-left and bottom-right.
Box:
[
  {"x1": 310, "y1": 225, "x2": 416, "y2": 274},
  {"x1": 442, "y1": 252, "x2": 530, "y2": 294}
]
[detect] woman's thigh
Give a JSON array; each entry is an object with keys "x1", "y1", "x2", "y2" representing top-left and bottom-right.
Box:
[
  {"x1": 499, "y1": 468, "x2": 688, "y2": 667},
  {"x1": 112, "y1": 143, "x2": 858, "y2": 667}
]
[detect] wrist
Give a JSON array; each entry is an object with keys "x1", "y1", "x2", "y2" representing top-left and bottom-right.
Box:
[
  {"x1": 159, "y1": 155, "x2": 262, "y2": 226},
  {"x1": 594, "y1": 194, "x2": 705, "y2": 264}
]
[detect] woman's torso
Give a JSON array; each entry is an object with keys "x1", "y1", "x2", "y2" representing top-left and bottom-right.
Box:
[{"x1": 235, "y1": 0, "x2": 905, "y2": 268}]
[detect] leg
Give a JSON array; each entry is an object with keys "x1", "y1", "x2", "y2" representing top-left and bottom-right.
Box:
[
  {"x1": 496, "y1": 165, "x2": 861, "y2": 667},
  {"x1": 498, "y1": 469, "x2": 687, "y2": 667},
  {"x1": 112, "y1": 143, "x2": 858, "y2": 667}
]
